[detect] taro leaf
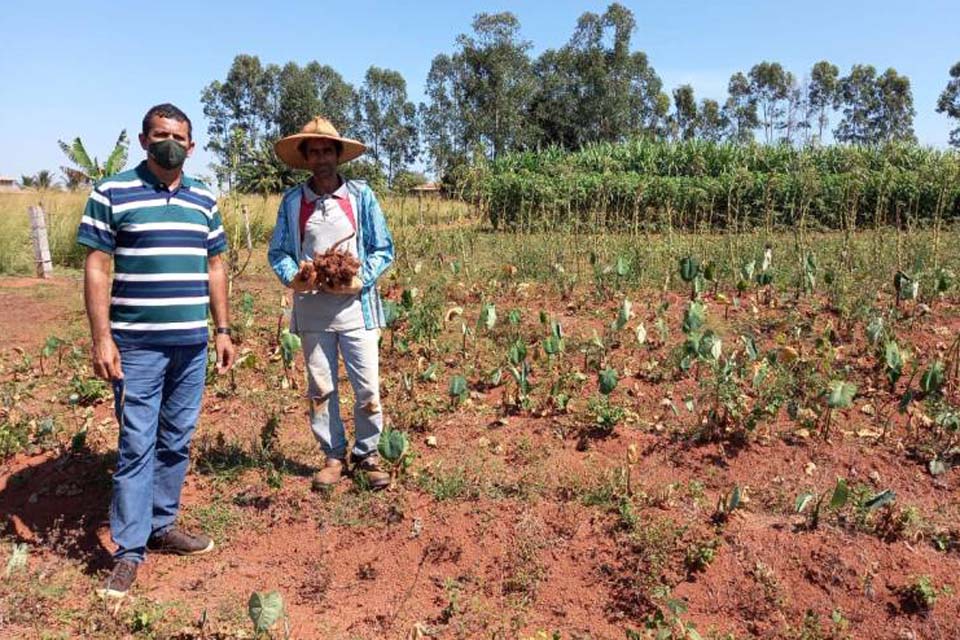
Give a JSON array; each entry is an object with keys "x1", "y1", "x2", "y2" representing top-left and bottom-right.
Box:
[
  {"x1": 893, "y1": 271, "x2": 910, "y2": 296},
  {"x1": 487, "y1": 368, "x2": 503, "y2": 387},
  {"x1": 920, "y1": 361, "x2": 945, "y2": 395},
  {"x1": 509, "y1": 309, "x2": 522, "y2": 325},
  {"x1": 693, "y1": 274, "x2": 706, "y2": 297},
  {"x1": 740, "y1": 260, "x2": 756, "y2": 282},
  {"x1": 279, "y1": 329, "x2": 301, "y2": 368},
  {"x1": 419, "y1": 363, "x2": 439, "y2": 382},
  {"x1": 703, "y1": 261, "x2": 716, "y2": 281},
  {"x1": 382, "y1": 299, "x2": 401, "y2": 328},
  {"x1": 542, "y1": 335, "x2": 563, "y2": 356},
  {"x1": 929, "y1": 459, "x2": 949, "y2": 476},
  {"x1": 866, "y1": 316, "x2": 885, "y2": 347},
  {"x1": 898, "y1": 388, "x2": 915, "y2": 413},
  {"x1": 698, "y1": 331, "x2": 722, "y2": 361},
  {"x1": 827, "y1": 380, "x2": 857, "y2": 409},
  {"x1": 863, "y1": 489, "x2": 896, "y2": 511},
  {"x1": 761, "y1": 247, "x2": 773, "y2": 272},
  {"x1": 5, "y1": 543, "x2": 28, "y2": 577},
  {"x1": 478, "y1": 303, "x2": 497, "y2": 331},
  {"x1": 400, "y1": 289, "x2": 415, "y2": 309},
  {"x1": 756, "y1": 271, "x2": 774, "y2": 287},
  {"x1": 507, "y1": 339, "x2": 527, "y2": 366},
  {"x1": 656, "y1": 317, "x2": 670, "y2": 343},
  {"x1": 41, "y1": 336, "x2": 63, "y2": 359},
  {"x1": 935, "y1": 268, "x2": 954, "y2": 294},
  {"x1": 379, "y1": 428, "x2": 409, "y2": 464},
  {"x1": 680, "y1": 354, "x2": 696, "y2": 372},
  {"x1": 598, "y1": 367, "x2": 618, "y2": 396},
  {"x1": 884, "y1": 341, "x2": 903, "y2": 384},
  {"x1": 248, "y1": 590, "x2": 284, "y2": 634},
  {"x1": 727, "y1": 486, "x2": 741, "y2": 511},
  {"x1": 448, "y1": 375, "x2": 468, "y2": 401},
  {"x1": 550, "y1": 320, "x2": 563, "y2": 340},
  {"x1": 741, "y1": 334, "x2": 759, "y2": 362},
  {"x1": 795, "y1": 492, "x2": 815, "y2": 514},
  {"x1": 614, "y1": 298, "x2": 632, "y2": 331},
  {"x1": 635, "y1": 323, "x2": 647, "y2": 346},
  {"x1": 682, "y1": 301, "x2": 706, "y2": 334},
  {"x1": 538, "y1": 310, "x2": 547, "y2": 324},
  {"x1": 829, "y1": 478, "x2": 849, "y2": 510},
  {"x1": 679, "y1": 256, "x2": 700, "y2": 282},
  {"x1": 615, "y1": 255, "x2": 630, "y2": 277}
]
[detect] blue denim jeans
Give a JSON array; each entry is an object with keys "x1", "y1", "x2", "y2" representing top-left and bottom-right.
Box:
[
  {"x1": 301, "y1": 328, "x2": 383, "y2": 460},
  {"x1": 110, "y1": 343, "x2": 207, "y2": 564}
]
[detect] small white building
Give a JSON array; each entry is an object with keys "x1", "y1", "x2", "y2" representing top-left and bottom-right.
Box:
[{"x1": 0, "y1": 176, "x2": 21, "y2": 193}]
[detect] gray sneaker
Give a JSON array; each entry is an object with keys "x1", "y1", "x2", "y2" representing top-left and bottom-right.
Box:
[
  {"x1": 147, "y1": 527, "x2": 214, "y2": 556},
  {"x1": 97, "y1": 559, "x2": 138, "y2": 599}
]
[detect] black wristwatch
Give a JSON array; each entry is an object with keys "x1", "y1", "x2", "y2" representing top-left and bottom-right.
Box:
[{"x1": 215, "y1": 327, "x2": 231, "y2": 336}]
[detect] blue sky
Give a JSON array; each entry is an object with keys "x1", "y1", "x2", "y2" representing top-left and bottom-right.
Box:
[{"x1": 1, "y1": 0, "x2": 957, "y2": 182}]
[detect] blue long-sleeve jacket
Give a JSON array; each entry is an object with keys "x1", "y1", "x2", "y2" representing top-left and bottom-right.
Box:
[{"x1": 268, "y1": 179, "x2": 394, "y2": 331}]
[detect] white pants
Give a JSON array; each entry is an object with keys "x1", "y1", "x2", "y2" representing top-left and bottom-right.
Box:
[{"x1": 300, "y1": 328, "x2": 382, "y2": 460}]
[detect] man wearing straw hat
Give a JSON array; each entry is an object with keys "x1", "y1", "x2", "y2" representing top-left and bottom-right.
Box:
[{"x1": 268, "y1": 116, "x2": 395, "y2": 490}]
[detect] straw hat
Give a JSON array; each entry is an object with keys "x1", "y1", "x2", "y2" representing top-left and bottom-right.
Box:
[{"x1": 274, "y1": 116, "x2": 366, "y2": 169}]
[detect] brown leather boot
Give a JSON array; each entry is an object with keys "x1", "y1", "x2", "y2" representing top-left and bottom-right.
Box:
[
  {"x1": 353, "y1": 454, "x2": 391, "y2": 490},
  {"x1": 311, "y1": 458, "x2": 345, "y2": 490}
]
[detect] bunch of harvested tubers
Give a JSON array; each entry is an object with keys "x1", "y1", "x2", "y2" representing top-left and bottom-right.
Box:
[{"x1": 296, "y1": 232, "x2": 360, "y2": 290}]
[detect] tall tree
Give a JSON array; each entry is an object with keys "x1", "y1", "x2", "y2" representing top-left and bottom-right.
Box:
[
  {"x1": 834, "y1": 64, "x2": 915, "y2": 144},
  {"x1": 807, "y1": 60, "x2": 839, "y2": 142},
  {"x1": 937, "y1": 62, "x2": 960, "y2": 147},
  {"x1": 834, "y1": 64, "x2": 880, "y2": 144},
  {"x1": 201, "y1": 55, "x2": 280, "y2": 188},
  {"x1": 530, "y1": 3, "x2": 665, "y2": 148},
  {"x1": 671, "y1": 84, "x2": 698, "y2": 141},
  {"x1": 420, "y1": 53, "x2": 470, "y2": 179},
  {"x1": 748, "y1": 62, "x2": 794, "y2": 144},
  {"x1": 723, "y1": 72, "x2": 758, "y2": 143},
  {"x1": 358, "y1": 66, "x2": 419, "y2": 184},
  {"x1": 875, "y1": 68, "x2": 916, "y2": 143},
  {"x1": 697, "y1": 99, "x2": 727, "y2": 142},
  {"x1": 456, "y1": 12, "x2": 536, "y2": 158}
]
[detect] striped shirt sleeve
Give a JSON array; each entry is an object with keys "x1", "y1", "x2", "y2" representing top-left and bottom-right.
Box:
[
  {"x1": 76, "y1": 185, "x2": 115, "y2": 253},
  {"x1": 207, "y1": 203, "x2": 228, "y2": 257}
]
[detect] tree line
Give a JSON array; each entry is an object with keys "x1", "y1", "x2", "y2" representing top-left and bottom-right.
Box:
[{"x1": 28, "y1": 4, "x2": 960, "y2": 193}]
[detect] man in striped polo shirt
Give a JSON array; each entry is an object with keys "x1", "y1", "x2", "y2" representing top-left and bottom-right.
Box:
[{"x1": 77, "y1": 103, "x2": 235, "y2": 598}]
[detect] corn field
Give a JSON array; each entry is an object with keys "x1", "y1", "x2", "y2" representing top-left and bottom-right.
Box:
[{"x1": 474, "y1": 140, "x2": 960, "y2": 233}]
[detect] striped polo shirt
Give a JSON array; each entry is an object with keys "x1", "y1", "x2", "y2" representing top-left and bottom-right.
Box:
[{"x1": 76, "y1": 161, "x2": 227, "y2": 347}]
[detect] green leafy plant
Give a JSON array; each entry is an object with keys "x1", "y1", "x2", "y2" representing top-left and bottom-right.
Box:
[
  {"x1": 248, "y1": 590, "x2": 287, "y2": 639},
  {"x1": 820, "y1": 380, "x2": 856, "y2": 439},
  {"x1": 795, "y1": 477, "x2": 849, "y2": 529},
  {"x1": 278, "y1": 329, "x2": 301, "y2": 389},
  {"x1": 378, "y1": 427, "x2": 412, "y2": 482},
  {"x1": 448, "y1": 375, "x2": 468, "y2": 407}
]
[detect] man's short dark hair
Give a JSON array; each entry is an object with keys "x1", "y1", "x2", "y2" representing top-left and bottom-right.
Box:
[
  {"x1": 298, "y1": 138, "x2": 343, "y2": 159},
  {"x1": 142, "y1": 103, "x2": 192, "y2": 140}
]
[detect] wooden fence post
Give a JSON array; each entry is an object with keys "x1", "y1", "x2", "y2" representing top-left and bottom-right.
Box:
[{"x1": 28, "y1": 205, "x2": 53, "y2": 278}]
